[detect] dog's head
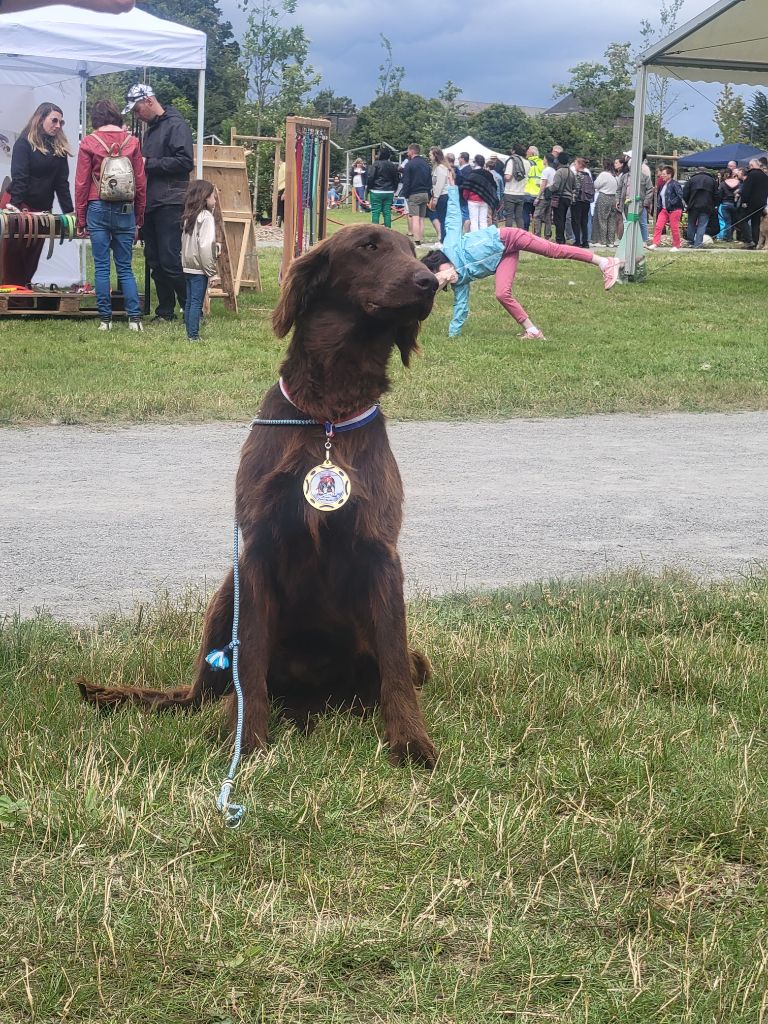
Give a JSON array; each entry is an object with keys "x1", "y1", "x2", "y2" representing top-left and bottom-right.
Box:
[{"x1": 273, "y1": 225, "x2": 438, "y2": 365}]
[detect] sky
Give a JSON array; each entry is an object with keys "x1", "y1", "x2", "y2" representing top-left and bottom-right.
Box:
[{"x1": 219, "y1": 0, "x2": 756, "y2": 147}]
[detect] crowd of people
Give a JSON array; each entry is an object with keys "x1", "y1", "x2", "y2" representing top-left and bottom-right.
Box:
[
  {"x1": 0, "y1": 85, "x2": 220, "y2": 340},
  {"x1": 337, "y1": 143, "x2": 768, "y2": 252}
]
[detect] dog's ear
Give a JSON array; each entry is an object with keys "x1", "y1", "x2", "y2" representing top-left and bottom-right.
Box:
[
  {"x1": 272, "y1": 243, "x2": 330, "y2": 338},
  {"x1": 395, "y1": 320, "x2": 421, "y2": 367}
]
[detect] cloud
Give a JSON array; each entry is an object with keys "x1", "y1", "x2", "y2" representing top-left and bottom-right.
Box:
[{"x1": 220, "y1": 0, "x2": 732, "y2": 142}]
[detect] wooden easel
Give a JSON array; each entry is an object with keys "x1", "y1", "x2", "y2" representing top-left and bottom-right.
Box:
[
  {"x1": 281, "y1": 116, "x2": 331, "y2": 280},
  {"x1": 193, "y1": 145, "x2": 261, "y2": 299}
]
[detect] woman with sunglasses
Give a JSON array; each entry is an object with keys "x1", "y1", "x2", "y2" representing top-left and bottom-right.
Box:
[{"x1": 3, "y1": 102, "x2": 74, "y2": 285}]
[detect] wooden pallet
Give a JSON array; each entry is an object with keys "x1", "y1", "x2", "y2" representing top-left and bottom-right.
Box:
[{"x1": 0, "y1": 292, "x2": 142, "y2": 317}]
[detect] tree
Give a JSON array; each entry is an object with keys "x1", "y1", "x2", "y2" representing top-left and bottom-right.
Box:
[
  {"x1": 241, "y1": 0, "x2": 319, "y2": 138},
  {"x1": 552, "y1": 42, "x2": 635, "y2": 158},
  {"x1": 714, "y1": 84, "x2": 746, "y2": 143},
  {"x1": 637, "y1": 0, "x2": 688, "y2": 153},
  {"x1": 87, "y1": 0, "x2": 245, "y2": 139},
  {"x1": 349, "y1": 90, "x2": 444, "y2": 154},
  {"x1": 744, "y1": 90, "x2": 768, "y2": 147},
  {"x1": 377, "y1": 34, "x2": 405, "y2": 98},
  {"x1": 421, "y1": 81, "x2": 468, "y2": 148},
  {"x1": 469, "y1": 104, "x2": 534, "y2": 153},
  {"x1": 311, "y1": 89, "x2": 357, "y2": 117}
]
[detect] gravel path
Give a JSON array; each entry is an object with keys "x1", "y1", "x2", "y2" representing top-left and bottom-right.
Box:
[{"x1": 2, "y1": 412, "x2": 767, "y2": 623}]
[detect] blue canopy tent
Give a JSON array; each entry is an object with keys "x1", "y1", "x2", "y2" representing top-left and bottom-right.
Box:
[
  {"x1": 678, "y1": 143, "x2": 768, "y2": 169},
  {"x1": 626, "y1": 0, "x2": 768, "y2": 275}
]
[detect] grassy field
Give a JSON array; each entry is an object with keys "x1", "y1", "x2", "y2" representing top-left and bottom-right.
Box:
[
  {"x1": 2, "y1": 572, "x2": 768, "y2": 1023},
  {"x1": 1, "y1": 208, "x2": 767, "y2": 424}
]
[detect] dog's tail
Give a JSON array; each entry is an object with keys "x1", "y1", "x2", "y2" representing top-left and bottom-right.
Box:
[
  {"x1": 76, "y1": 571, "x2": 236, "y2": 712},
  {"x1": 75, "y1": 677, "x2": 207, "y2": 711}
]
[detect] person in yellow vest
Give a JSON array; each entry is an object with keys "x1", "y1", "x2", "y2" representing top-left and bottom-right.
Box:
[{"x1": 523, "y1": 145, "x2": 545, "y2": 231}]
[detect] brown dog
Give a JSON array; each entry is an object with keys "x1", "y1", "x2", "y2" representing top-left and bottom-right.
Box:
[{"x1": 78, "y1": 225, "x2": 439, "y2": 767}]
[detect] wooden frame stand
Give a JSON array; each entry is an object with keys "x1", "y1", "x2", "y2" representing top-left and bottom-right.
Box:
[
  {"x1": 281, "y1": 117, "x2": 331, "y2": 280},
  {"x1": 193, "y1": 144, "x2": 262, "y2": 305}
]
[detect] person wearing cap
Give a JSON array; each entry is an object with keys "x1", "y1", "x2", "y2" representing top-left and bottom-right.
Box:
[{"x1": 123, "y1": 83, "x2": 193, "y2": 322}]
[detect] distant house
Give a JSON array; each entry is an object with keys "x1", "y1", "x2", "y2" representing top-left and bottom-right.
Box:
[
  {"x1": 544, "y1": 93, "x2": 632, "y2": 126},
  {"x1": 453, "y1": 99, "x2": 548, "y2": 117}
]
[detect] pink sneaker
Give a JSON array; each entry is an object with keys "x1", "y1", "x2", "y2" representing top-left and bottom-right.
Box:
[
  {"x1": 602, "y1": 257, "x2": 621, "y2": 290},
  {"x1": 518, "y1": 328, "x2": 546, "y2": 340}
]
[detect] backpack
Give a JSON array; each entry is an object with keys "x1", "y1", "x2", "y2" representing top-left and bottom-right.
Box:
[
  {"x1": 506, "y1": 154, "x2": 526, "y2": 181},
  {"x1": 576, "y1": 171, "x2": 595, "y2": 202},
  {"x1": 92, "y1": 133, "x2": 135, "y2": 202}
]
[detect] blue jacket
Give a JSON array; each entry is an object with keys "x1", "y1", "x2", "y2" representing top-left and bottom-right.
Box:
[{"x1": 442, "y1": 185, "x2": 504, "y2": 336}]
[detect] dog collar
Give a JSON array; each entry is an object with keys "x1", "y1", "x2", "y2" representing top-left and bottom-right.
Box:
[{"x1": 278, "y1": 377, "x2": 379, "y2": 435}]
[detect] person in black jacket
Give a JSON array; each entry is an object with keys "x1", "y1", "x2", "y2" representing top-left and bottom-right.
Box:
[
  {"x1": 123, "y1": 83, "x2": 194, "y2": 322},
  {"x1": 737, "y1": 160, "x2": 768, "y2": 249},
  {"x1": 682, "y1": 167, "x2": 718, "y2": 248},
  {"x1": 366, "y1": 147, "x2": 399, "y2": 228},
  {"x1": 399, "y1": 143, "x2": 433, "y2": 245},
  {"x1": 3, "y1": 102, "x2": 73, "y2": 285}
]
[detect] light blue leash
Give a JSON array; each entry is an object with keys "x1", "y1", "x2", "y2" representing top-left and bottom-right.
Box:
[
  {"x1": 205, "y1": 415, "x2": 317, "y2": 828},
  {"x1": 205, "y1": 405, "x2": 380, "y2": 827}
]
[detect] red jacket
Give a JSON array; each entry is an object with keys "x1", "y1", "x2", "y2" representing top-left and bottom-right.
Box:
[{"x1": 75, "y1": 130, "x2": 147, "y2": 229}]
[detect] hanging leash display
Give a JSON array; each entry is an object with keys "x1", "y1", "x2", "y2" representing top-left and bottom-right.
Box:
[{"x1": 205, "y1": 381, "x2": 380, "y2": 827}]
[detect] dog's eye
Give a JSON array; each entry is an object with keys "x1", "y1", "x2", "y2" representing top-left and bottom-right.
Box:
[{"x1": 363, "y1": 242, "x2": 377, "y2": 251}]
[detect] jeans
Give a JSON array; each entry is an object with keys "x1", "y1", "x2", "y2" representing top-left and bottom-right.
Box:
[
  {"x1": 719, "y1": 202, "x2": 736, "y2": 241},
  {"x1": 652, "y1": 208, "x2": 683, "y2": 248},
  {"x1": 370, "y1": 191, "x2": 394, "y2": 228},
  {"x1": 426, "y1": 193, "x2": 448, "y2": 241},
  {"x1": 523, "y1": 195, "x2": 536, "y2": 231},
  {"x1": 184, "y1": 272, "x2": 208, "y2": 339},
  {"x1": 552, "y1": 197, "x2": 571, "y2": 244},
  {"x1": 142, "y1": 204, "x2": 186, "y2": 318},
  {"x1": 86, "y1": 200, "x2": 140, "y2": 320},
  {"x1": 689, "y1": 209, "x2": 710, "y2": 247},
  {"x1": 503, "y1": 194, "x2": 525, "y2": 228},
  {"x1": 571, "y1": 200, "x2": 590, "y2": 248},
  {"x1": 623, "y1": 206, "x2": 649, "y2": 243}
]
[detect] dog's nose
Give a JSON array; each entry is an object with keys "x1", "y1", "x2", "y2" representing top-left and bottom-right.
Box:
[{"x1": 414, "y1": 269, "x2": 439, "y2": 293}]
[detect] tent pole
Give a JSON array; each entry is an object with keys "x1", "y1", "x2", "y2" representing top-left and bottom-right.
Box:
[
  {"x1": 625, "y1": 63, "x2": 648, "y2": 278},
  {"x1": 196, "y1": 68, "x2": 205, "y2": 178},
  {"x1": 80, "y1": 69, "x2": 88, "y2": 286}
]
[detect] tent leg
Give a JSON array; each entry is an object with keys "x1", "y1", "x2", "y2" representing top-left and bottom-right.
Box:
[
  {"x1": 196, "y1": 69, "x2": 205, "y2": 179},
  {"x1": 80, "y1": 70, "x2": 88, "y2": 286},
  {"x1": 625, "y1": 64, "x2": 648, "y2": 278}
]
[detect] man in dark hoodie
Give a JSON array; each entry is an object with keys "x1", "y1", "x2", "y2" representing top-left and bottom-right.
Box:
[{"x1": 123, "y1": 83, "x2": 194, "y2": 322}]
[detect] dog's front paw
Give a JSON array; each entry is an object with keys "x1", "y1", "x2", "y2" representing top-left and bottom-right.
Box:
[{"x1": 388, "y1": 733, "x2": 438, "y2": 770}]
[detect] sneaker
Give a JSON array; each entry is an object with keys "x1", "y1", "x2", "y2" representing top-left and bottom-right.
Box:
[
  {"x1": 647, "y1": 243, "x2": 658, "y2": 250},
  {"x1": 518, "y1": 328, "x2": 546, "y2": 340},
  {"x1": 602, "y1": 257, "x2": 621, "y2": 290},
  {"x1": 150, "y1": 314, "x2": 176, "y2": 323},
  {"x1": 670, "y1": 247, "x2": 680, "y2": 252},
  {"x1": 97, "y1": 320, "x2": 112, "y2": 331},
  {"x1": 187, "y1": 336, "x2": 201, "y2": 343},
  {"x1": 128, "y1": 319, "x2": 143, "y2": 332}
]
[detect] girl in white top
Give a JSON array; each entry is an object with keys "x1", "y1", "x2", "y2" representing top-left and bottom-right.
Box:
[{"x1": 181, "y1": 179, "x2": 219, "y2": 342}]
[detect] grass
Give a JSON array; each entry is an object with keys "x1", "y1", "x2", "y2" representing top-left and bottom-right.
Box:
[
  {"x1": 1, "y1": 208, "x2": 768, "y2": 423},
  {"x1": 2, "y1": 571, "x2": 768, "y2": 1022}
]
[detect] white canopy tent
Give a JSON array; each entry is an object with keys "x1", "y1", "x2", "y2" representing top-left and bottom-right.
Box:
[
  {"x1": 444, "y1": 135, "x2": 500, "y2": 161},
  {"x1": 0, "y1": 5, "x2": 206, "y2": 284},
  {"x1": 626, "y1": 0, "x2": 768, "y2": 274}
]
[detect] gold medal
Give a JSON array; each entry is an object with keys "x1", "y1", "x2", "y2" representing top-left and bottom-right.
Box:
[
  {"x1": 303, "y1": 456, "x2": 351, "y2": 511},
  {"x1": 303, "y1": 438, "x2": 351, "y2": 511}
]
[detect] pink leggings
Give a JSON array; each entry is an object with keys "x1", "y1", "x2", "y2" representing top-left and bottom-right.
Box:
[{"x1": 495, "y1": 227, "x2": 594, "y2": 324}]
